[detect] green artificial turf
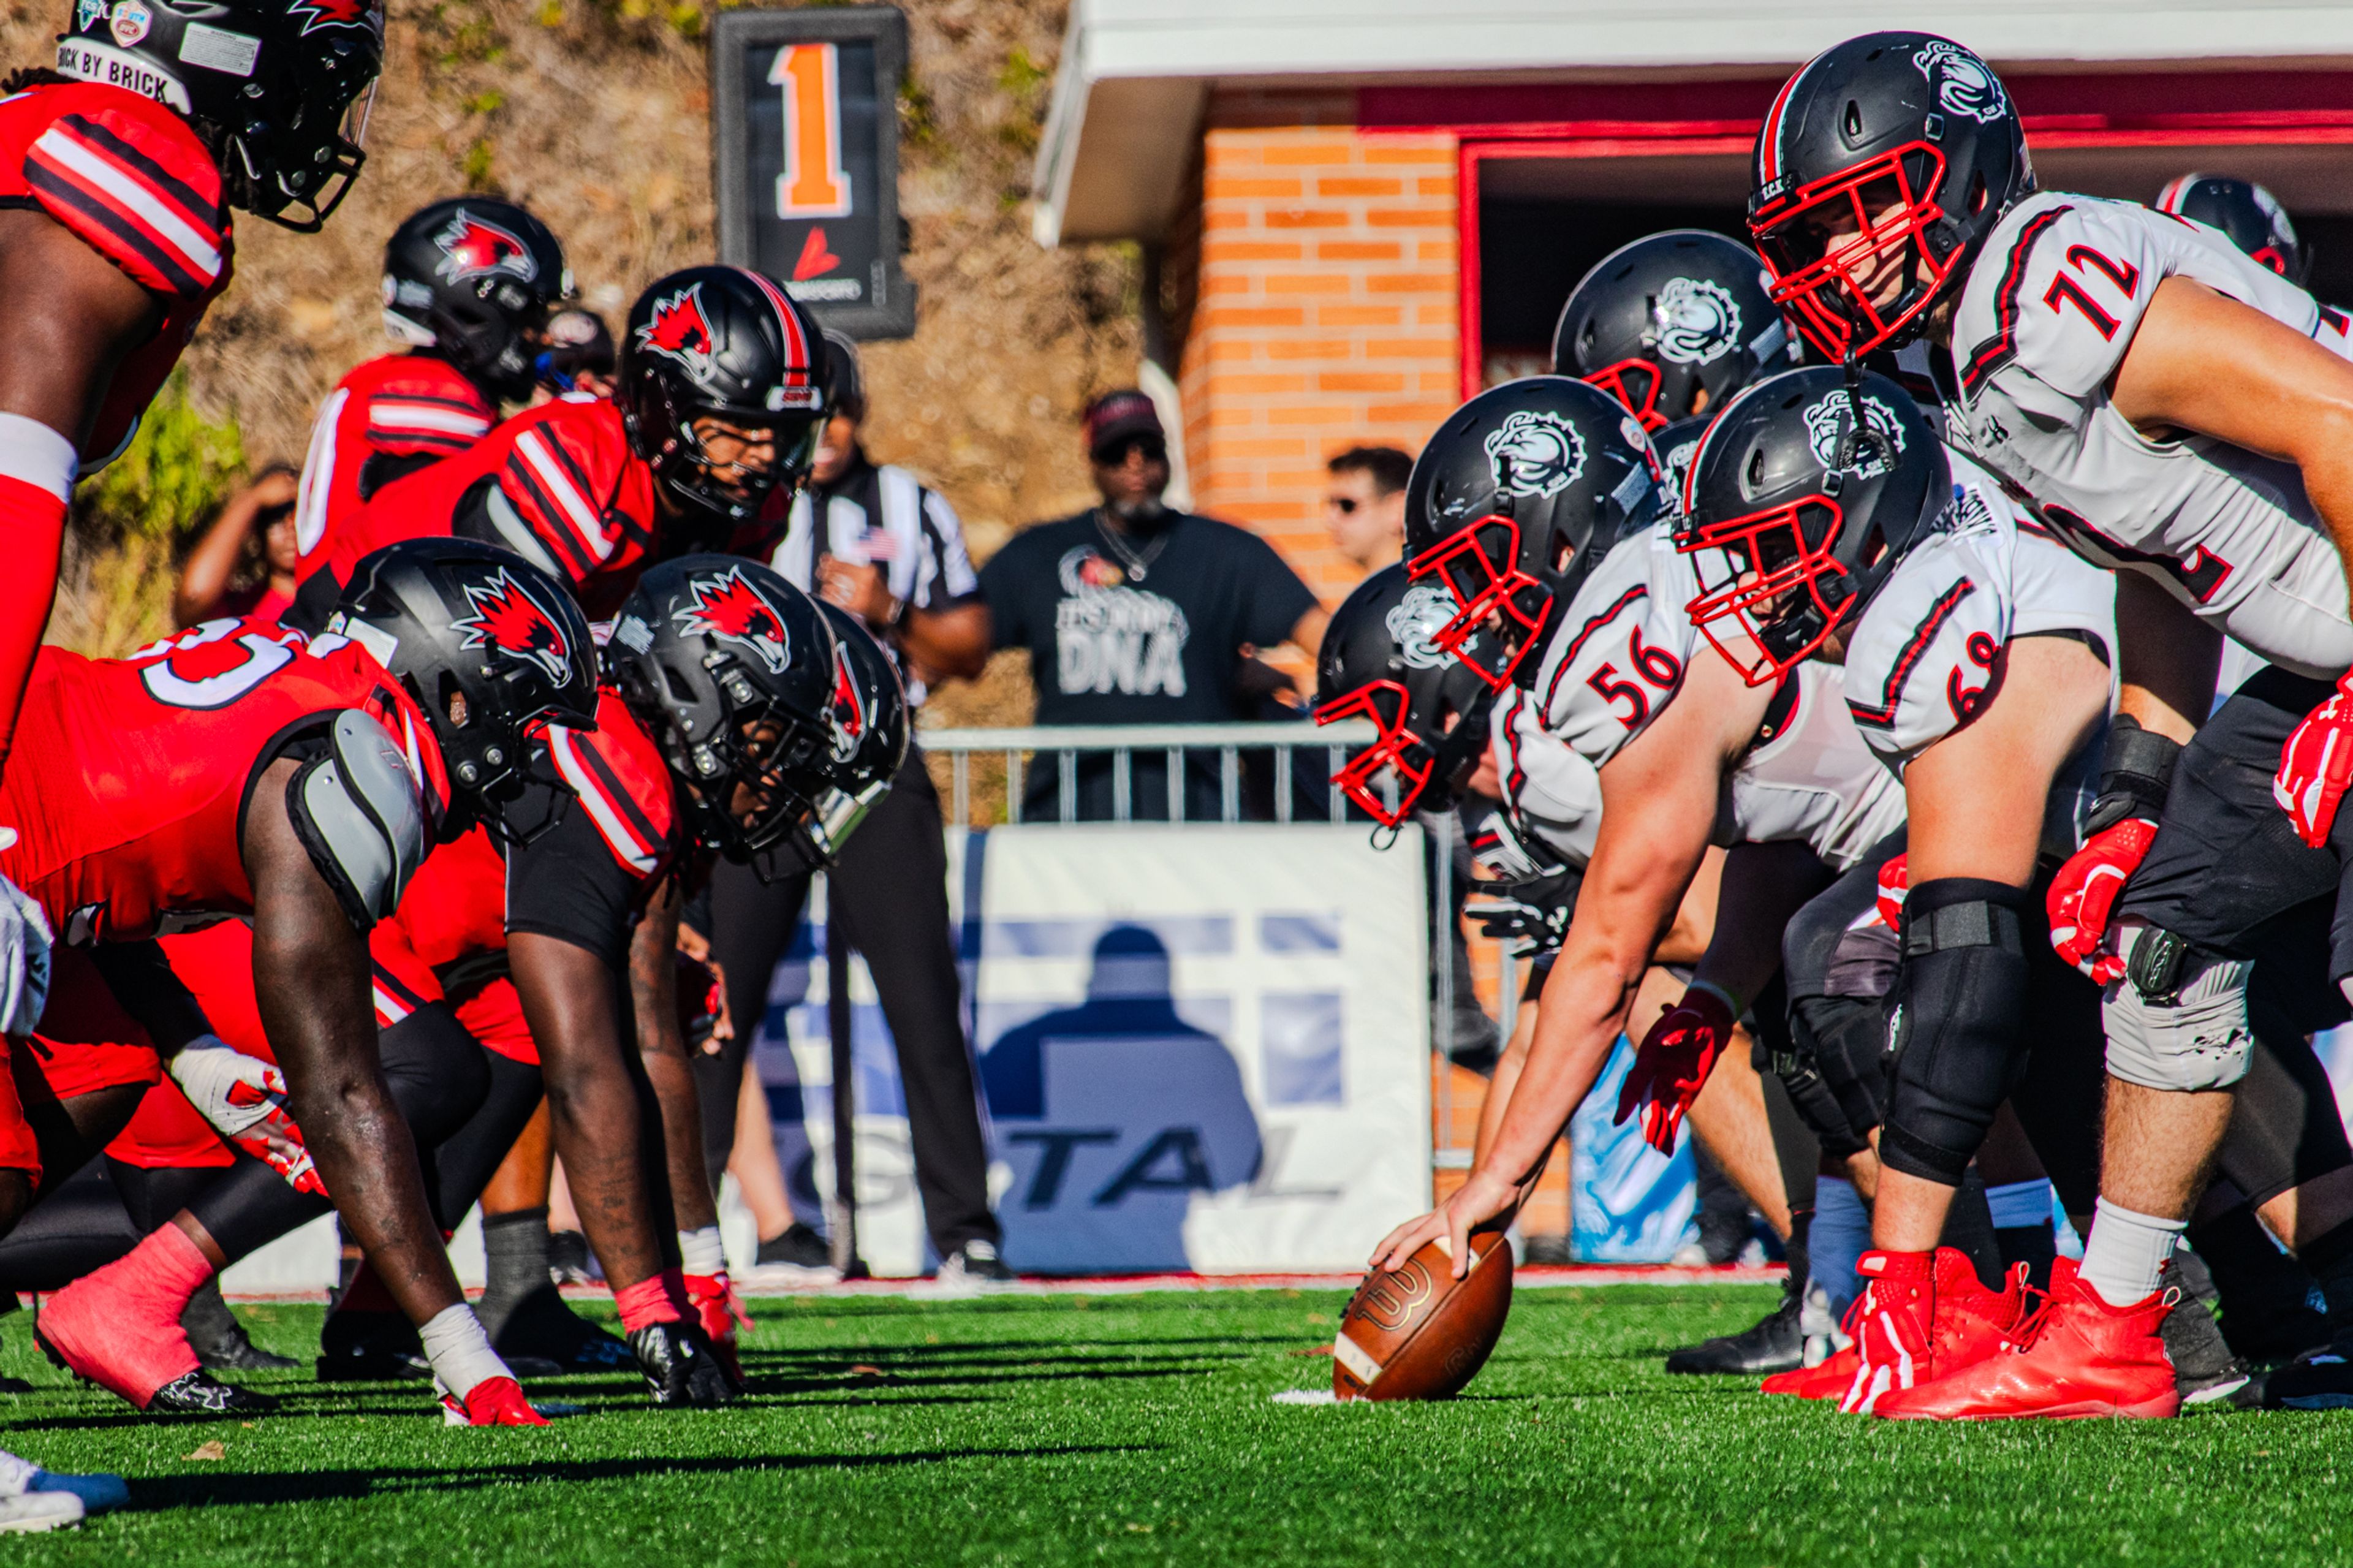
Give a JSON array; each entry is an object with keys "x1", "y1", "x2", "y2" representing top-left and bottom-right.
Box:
[{"x1": 0, "y1": 1284, "x2": 2344, "y2": 1565}]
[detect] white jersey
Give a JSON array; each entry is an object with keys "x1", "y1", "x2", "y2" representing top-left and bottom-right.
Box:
[
  {"x1": 1952, "y1": 191, "x2": 2353, "y2": 679},
  {"x1": 1495, "y1": 522, "x2": 1904, "y2": 872}
]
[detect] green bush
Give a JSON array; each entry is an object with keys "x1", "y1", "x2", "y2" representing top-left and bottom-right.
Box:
[{"x1": 77, "y1": 368, "x2": 248, "y2": 545}]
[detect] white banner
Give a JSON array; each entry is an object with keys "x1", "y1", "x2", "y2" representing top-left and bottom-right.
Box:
[{"x1": 751, "y1": 823, "x2": 1433, "y2": 1276}]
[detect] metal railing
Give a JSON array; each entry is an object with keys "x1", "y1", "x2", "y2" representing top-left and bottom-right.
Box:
[{"x1": 920, "y1": 719, "x2": 1379, "y2": 827}]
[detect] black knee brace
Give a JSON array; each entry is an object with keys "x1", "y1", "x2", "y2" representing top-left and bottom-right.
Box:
[
  {"x1": 1881, "y1": 877, "x2": 2036, "y2": 1186},
  {"x1": 1785, "y1": 992, "x2": 1890, "y2": 1158}
]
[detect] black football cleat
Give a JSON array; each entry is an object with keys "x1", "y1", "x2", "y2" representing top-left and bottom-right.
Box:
[
  {"x1": 487, "y1": 1284, "x2": 634, "y2": 1372},
  {"x1": 2260, "y1": 1341, "x2": 2353, "y2": 1411},
  {"x1": 629, "y1": 1321, "x2": 740, "y2": 1408},
  {"x1": 2161, "y1": 1286, "x2": 2255, "y2": 1411},
  {"x1": 148, "y1": 1371, "x2": 277, "y2": 1416},
  {"x1": 184, "y1": 1283, "x2": 297, "y2": 1373},
  {"x1": 1664, "y1": 1275, "x2": 1804, "y2": 1376},
  {"x1": 316, "y1": 1308, "x2": 430, "y2": 1382}
]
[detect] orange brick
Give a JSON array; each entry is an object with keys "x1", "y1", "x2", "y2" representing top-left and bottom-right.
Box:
[
  {"x1": 1214, "y1": 240, "x2": 1307, "y2": 261},
  {"x1": 1416, "y1": 176, "x2": 1457, "y2": 197},
  {"x1": 1265, "y1": 273, "x2": 1352, "y2": 295},
  {"x1": 1264, "y1": 338, "x2": 1353, "y2": 360},
  {"x1": 1415, "y1": 239, "x2": 1458, "y2": 263},
  {"x1": 1369, "y1": 401, "x2": 1456, "y2": 425},
  {"x1": 1219, "y1": 373, "x2": 1313, "y2": 396},
  {"x1": 1416, "y1": 369, "x2": 1460, "y2": 392},
  {"x1": 1204, "y1": 339, "x2": 1260, "y2": 364},
  {"x1": 1316, "y1": 240, "x2": 1402, "y2": 261},
  {"x1": 1260, "y1": 208, "x2": 1350, "y2": 230},
  {"x1": 1205, "y1": 176, "x2": 1308, "y2": 200},
  {"x1": 1264, "y1": 467, "x2": 1332, "y2": 490},
  {"x1": 1360, "y1": 143, "x2": 1457, "y2": 166},
  {"x1": 1316, "y1": 304, "x2": 1404, "y2": 327},
  {"x1": 1264, "y1": 405, "x2": 1343, "y2": 427},
  {"x1": 1414, "y1": 303, "x2": 1457, "y2": 326},
  {"x1": 1259, "y1": 142, "x2": 1361, "y2": 167},
  {"x1": 1317, "y1": 176, "x2": 1403, "y2": 198},
  {"x1": 1366, "y1": 271, "x2": 1453, "y2": 294},
  {"x1": 1319, "y1": 371, "x2": 1407, "y2": 393},
  {"x1": 1365, "y1": 336, "x2": 1457, "y2": 361},
  {"x1": 1219, "y1": 437, "x2": 1313, "y2": 460},
  {"x1": 1365, "y1": 206, "x2": 1455, "y2": 229},
  {"x1": 1195, "y1": 305, "x2": 1306, "y2": 328},
  {"x1": 1202, "y1": 208, "x2": 1254, "y2": 233}
]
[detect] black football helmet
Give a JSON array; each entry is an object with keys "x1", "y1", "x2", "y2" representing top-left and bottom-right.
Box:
[
  {"x1": 2156, "y1": 173, "x2": 2307, "y2": 284},
  {"x1": 1313, "y1": 564, "x2": 1498, "y2": 829},
  {"x1": 604, "y1": 555, "x2": 840, "y2": 868},
  {"x1": 1403, "y1": 377, "x2": 1664, "y2": 692},
  {"x1": 617, "y1": 267, "x2": 829, "y2": 540},
  {"x1": 57, "y1": 0, "x2": 384, "y2": 230},
  {"x1": 1673, "y1": 366, "x2": 1949, "y2": 686},
  {"x1": 1552, "y1": 230, "x2": 1795, "y2": 433},
  {"x1": 325, "y1": 537, "x2": 599, "y2": 838},
  {"x1": 806, "y1": 601, "x2": 908, "y2": 863},
  {"x1": 1749, "y1": 32, "x2": 2034, "y2": 361},
  {"x1": 382, "y1": 199, "x2": 570, "y2": 403}
]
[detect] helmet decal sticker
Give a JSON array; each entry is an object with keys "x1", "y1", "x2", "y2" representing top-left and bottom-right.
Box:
[
  {"x1": 432, "y1": 209, "x2": 537, "y2": 284},
  {"x1": 675, "y1": 566, "x2": 792, "y2": 674},
  {"x1": 288, "y1": 0, "x2": 379, "y2": 36},
  {"x1": 1484, "y1": 409, "x2": 1588, "y2": 499},
  {"x1": 1386, "y1": 583, "x2": 1459, "y2": 671},
  {"x1": 451, "y1": 568, "x2": 576, "y2": 685},
  {"x1": 637, "y1": 281, "x2": 721, "y2": 387},
  {"x1": 1802, "y1": 392, "x2": 1909, "y2": 480},
  {"x1": 828, "y1": 646, "x2": 865, "y2": 762},
  {"x1": 1912, "y1": 39, "x2": 2006, "y2": 125},
  {"x1": 108, "y1": 1, "x2": 151, "y2": 49},
  {"x1": 1650, "y1": 277, "x2": 1741, "y2": 366}
]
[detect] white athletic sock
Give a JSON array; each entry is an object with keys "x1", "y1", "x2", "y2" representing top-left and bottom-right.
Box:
[
  {"x1": 1985, "y1": 1179, "x2": 2055, "y2": 1231},
  {"x1": 678, "y1": 1226, "x2": 726, "y2": 1276},
  {"x1": 418, "y1": 1304, "x2": 513, "y2": 1399},
  {"x1": 2078, "y1": 1197, "x2": 2184, "y2": 1307}
]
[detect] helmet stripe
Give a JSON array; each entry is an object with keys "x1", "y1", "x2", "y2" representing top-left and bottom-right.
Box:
[
  {"x1": 733, "y1": 267, "x2": 813, "y2": 385},
  {"x1": 1758, "y1": 62, "x2": 1805, "y2": 183}
]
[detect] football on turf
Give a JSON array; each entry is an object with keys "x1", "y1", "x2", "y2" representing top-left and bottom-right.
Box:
[{"x1": 1332, "y1": 1229, "x2": 1512, "y2": 1401}]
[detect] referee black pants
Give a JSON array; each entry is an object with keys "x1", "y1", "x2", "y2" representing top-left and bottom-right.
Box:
[{"x1": 699, "y1": 748, "x2": 999, "y2": 1257}]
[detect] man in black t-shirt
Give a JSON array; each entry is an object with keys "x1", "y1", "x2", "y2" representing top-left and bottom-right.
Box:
[{"x1": 980, "y1": 390, "x2": 1326, "y2": 821}]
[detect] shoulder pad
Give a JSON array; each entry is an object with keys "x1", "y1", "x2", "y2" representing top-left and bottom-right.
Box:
[
  {"x1": 1843, "y1": 537, "x2": 2010, "y2": 765},
  {"x1": 24, "y1": 97, "x2": 226, "y2": 298},
  {"x1": 539, "y1": 691, "x2": 677, "y2": 877}
]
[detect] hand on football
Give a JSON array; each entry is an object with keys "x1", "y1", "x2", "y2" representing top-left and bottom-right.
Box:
[{"x1": 1371, "y1": 1168, "x2": 1521, "y2": 1281}]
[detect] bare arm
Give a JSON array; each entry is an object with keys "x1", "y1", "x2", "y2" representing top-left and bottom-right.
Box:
[
  {"x1": 243, "y1": 756, "x2": 464, "y2": 1328},
  {"x1": 1286, "y1": 605, "x2": 1329, "y2": 664},
  {"x1": 631, "y1": 880, "x2": 720, "y2": 1235},
  {"x1": 0, "y1": 206, "x2": 161, "y2": 442},
  {"x1": 2112, "y1": 563, "x2": 2221, "y2": 745},
  {"x1": 508, "y1": 930, "x2": 669, "y2": 1292},
  {"x1": 175, "y1": 471, "x2": 298, "y2": 628},
  {"x1": 896, "y1": 602, "x2": 991, "y2": 686},
  {"x1": 2110, "y1": 276, "x2": 2353, "y2": 618}
]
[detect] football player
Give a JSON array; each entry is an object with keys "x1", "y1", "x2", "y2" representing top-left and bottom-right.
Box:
[
  {"x1": 1747, "y1": 31, "x2": 2353, "y2": 1414},
  {"x1": 292, "y1": 197, "x2": 571, "y2": 564},
  {"x1": 289, "y1": 265, "x2": 830, "y2": 627},
  {"x1": 0, "y1": 539, "x2": 594, "y2": 1423},
  {"x1": 1552, "y1": 229, "x2": 1799, "y2": 498},
  {"x1": 2156, "y1": 173, "x2": 2307, "y2": 284}
]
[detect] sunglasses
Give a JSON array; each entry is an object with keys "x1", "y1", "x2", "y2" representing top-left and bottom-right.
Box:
[{"x1": 1093, "y1": 436, "x2": 1167, "y2": 466}]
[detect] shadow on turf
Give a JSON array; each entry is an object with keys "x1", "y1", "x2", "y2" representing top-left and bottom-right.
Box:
[{"x1": 125, "y1": 1444, "x2": 1154, "y2": 1512}]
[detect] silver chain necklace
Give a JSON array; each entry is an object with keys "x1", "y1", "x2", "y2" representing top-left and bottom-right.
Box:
[{"x1": 1093, "y1": 509, "x2": 1171, "y2": 583}]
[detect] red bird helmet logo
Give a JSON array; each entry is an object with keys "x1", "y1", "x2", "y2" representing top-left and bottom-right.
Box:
[
  {"x1": 288, "y1": 0, "x2": 381, "y2": 37},
  {"x1": 674, "y1": 567, "x2": 791, "y2": 674},
  {"x1": 828, "y1": 645, "x2": 865, "y2": 762},
  {"x1": 636, "y1": 282, "x2": 720, "y2": 387},
  {"x1": 452, "y1": 569, "x2": 575, "y2": 686},
  {"x1": 433, "y1": 210, "x2": 537, "y2": 285}
]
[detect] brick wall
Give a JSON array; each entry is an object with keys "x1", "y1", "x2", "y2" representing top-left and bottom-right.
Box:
[{"x1": 1175, "y1": 93, "x2": 1458, "y2": 605}]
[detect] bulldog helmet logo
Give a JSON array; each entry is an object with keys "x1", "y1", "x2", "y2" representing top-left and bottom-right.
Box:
[
  {"x1": 452, "y1": 569, "x2": 574, "y2": 685},
  {"x1": 1913, "y1": 39, "x2": 2007, "y2": 126},
  {"x1": 1650, "y1": 277, "x2": 1742, "y2": 366},
  {"x1": 1803, "y1": 392, "x2": 1909, "y2": 480},
  {"x1": 1484, "y1": 409, "x2": 1588, "y2": 500},
  {"x1": 675, "y1": 567, "x2": 790, "y2": 674},
  {"x1": 1387, "y1": 582, "x2": 1460, "y2": 671}
]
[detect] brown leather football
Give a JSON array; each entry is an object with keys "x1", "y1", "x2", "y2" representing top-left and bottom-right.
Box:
[{"x1": 1332, "y1": 1229, "x2": 1513, "y2": 1401}]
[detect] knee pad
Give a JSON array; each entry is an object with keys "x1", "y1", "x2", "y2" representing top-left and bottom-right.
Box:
[
  {"x1": 1880, "y1": 877, "x2": 2036, "y2": 1186},
  {"x1": 1784, "y1": 993, "x2": 1888, "y2": 1159},
  {"x1": 2102, "y1": 925, "x2": 2254, "y2": 1093}
]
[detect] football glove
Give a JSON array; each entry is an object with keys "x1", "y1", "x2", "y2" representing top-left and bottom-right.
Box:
[
  {"x1": 2278, "y1": 675, "x2": 2353, "y2": 847},
  {"x1": 1466, "y1": 868, "x2": 1582, "y2": 955},
  {"x1": 169, "y1": 1040, "x2": 324, "y2": 1197},
  {"x1": 1874, "y1": 853, "x2": 1908, "y2": 931},
  {"x1": 1614, "y1": 983, "x2": 1737, "y2": 1155},
  {"x1": 2047, "y1": 819, "x2": 2159, "y2": 984}
]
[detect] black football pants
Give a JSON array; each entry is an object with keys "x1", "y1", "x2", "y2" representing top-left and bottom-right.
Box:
[{"x1": 699, "y1": 749, "x2": 999, "y2": 1258}]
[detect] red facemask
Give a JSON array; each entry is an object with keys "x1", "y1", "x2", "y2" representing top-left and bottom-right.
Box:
[
  {"x1": 1751, "y1": 143, "x2": 1956, "y2": 362},
  {"x1": 1314, "y1": 678, "x2": 1435, "y2": 827},
  {"x1": 1404, "y1": 515, "x2": 1550, "y2": 693}
]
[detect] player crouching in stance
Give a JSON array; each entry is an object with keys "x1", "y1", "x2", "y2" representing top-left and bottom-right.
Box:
[{"x1": 9, "y1": 540, "x2": 597, "y2": 1425}]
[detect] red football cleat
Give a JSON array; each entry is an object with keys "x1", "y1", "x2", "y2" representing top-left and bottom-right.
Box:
[
  {"x1": 1836, "y1": 1248, "x2": 2023, "y2": 1414},
  {"x1": 684, "y1": 1272, "x2": 749, "y2": 1386},
  {"x1": 441, "y1": 1376, "x2": 551, "y2": 1427},
  {"x1": 1762, "y1": 1341, "x2": 1859, "y2": 1399},
  {"x1": 1873, "y1": 1259, "x2": 2180, "y2": 1421}
]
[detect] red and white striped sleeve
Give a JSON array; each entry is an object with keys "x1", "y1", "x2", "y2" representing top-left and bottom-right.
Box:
[
  {"x1": 23, "y1": 105, "x2": 226, "y2": 300},
  {"x1": 499, "y1": 407, "x2": 626, "y2": 586},
  {"x1": 365, "y1": 392, "x2": 493, "y2": 457}
]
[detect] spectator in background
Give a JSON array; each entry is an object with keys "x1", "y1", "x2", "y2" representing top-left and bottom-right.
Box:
[
  {"x1": 691, "y1": 329, "x2": 1009, "y2": 1286},
  {"x1": 531, "y1": 308, "x2": 616, "y2": 403},
  {"x1": 1324, "y1": 445, "x2": 1412, "y2": 580},
  {"x1": 172, "y1": 464, "x2": 300, "y2": 628},
  {"x1": 981, "y1": 390, "x2": 1328, "y2": 822}
]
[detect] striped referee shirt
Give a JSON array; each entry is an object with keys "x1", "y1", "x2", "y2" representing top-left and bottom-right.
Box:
[{"x1": 771, "y1": 449, "x2": 980, "y2": 706}]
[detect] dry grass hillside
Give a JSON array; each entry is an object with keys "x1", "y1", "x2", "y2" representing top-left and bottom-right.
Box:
[{"x1": 27, "y1": 0, "x2": 1135, "y2": 729}]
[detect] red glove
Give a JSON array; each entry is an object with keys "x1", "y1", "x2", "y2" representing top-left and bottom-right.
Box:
[
  {"x1": 1873, "y1": 853, "x2": 1909, "y2": 930},
  {"x1": 685, "y1": 1271, "x2": 751, "y2": 1385},
  {"x1": 2047, "y1": 817, "x2": 2159, "y2": 983},
  {"x1": 2277, "y1": 672, "x2": 2353, "y2": 847},
  {"x1": 1614, "y1": 984, "x2": 1737, "y2": 1156}
]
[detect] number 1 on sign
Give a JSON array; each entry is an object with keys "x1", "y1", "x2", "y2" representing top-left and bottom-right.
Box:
[{"x1": 771, "y1": 43, "x2": 852, "y2": 219}]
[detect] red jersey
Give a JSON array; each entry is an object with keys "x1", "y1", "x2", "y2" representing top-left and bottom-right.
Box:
[
  {"x1": 0, "y1": 81, "x2": 232, "y2": 464},
  {"x1": 369, "y1": 689, "x2": 682, "y2": 1058},
  {"x1": 0, "y1": 618, "x2": 441, "y2": 945},
  {"x1": 306, "y1": 398, "x2": 659, "y2": 620},
  {"x1": 293, "y1": 352, "x2": 495, "y2": 565}
]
